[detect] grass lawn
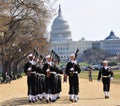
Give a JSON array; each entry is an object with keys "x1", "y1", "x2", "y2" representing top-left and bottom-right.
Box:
[{"x1": 79, "y1": 70, "x2": 120, "y2": 84}]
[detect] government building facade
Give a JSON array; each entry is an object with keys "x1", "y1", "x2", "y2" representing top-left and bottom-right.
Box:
[{"x1": 49, "y1": 5, "x2": 120, "y2": 62}]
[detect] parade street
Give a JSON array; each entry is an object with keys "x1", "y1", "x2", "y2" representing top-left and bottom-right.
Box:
[{"x1": 0, "y1": 76, "x2": 120, "y2": 106}]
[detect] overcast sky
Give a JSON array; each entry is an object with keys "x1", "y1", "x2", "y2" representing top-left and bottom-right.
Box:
[{"x1": 48, "y1": 0, "x2": 120, "y2": 41}]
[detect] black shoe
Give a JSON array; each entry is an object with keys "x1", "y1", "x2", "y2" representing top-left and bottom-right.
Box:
[
  {"x1": 46, "y1": 99, "x2": 49, "y2": 103},
  {"x1": 74, "y1": 99, "x2": 78, "y2": 102},
  {"x1": 105, "y1": 96, "x2": 107, "y2": 99},
  {"x1": 51, "y1": 99, "x2": 56, "y2": 102},
  {"x1": 29, "y1": 100, "x2": 32, "y2": 103},
  {"x1": 35, "y1": 99, "x2": 38, "y2": 102},
  {"x1": 57, "y1": 96, "x2": 60, "y2": 99},
  {"x1": 105, "y1": 96, "x2": 109, "y2": 99},
  {"x1": 38, "y1": 98, "x2": 42, "y2": 101},
  {"x1": 69, "y1": 99, "x2": 73, "y2": 102},
  {"x1": 49, "y1": 98, "x2": 52, "y2": 102},
  {"x1": 32, "y1": 100, "x2": 35, "y2": 103}
]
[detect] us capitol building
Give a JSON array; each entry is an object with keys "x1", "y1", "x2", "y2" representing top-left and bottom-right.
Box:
[{"x1": 49, "y1": 5, "x2": 120, "y2": 62}]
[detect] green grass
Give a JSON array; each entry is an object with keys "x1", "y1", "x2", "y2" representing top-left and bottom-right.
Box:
[
  {"x1": 79, "y1": 70, "x2": 120, "y2": 84},
  {"x1": 79, "y1": 62, "x2": 91, "y2": 67},
  {"x1": 79, "y1": 70, "x2": 98, "y2": 80}
]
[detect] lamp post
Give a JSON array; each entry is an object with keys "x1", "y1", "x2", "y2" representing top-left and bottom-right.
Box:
[{"x1": 0, "y1": 31, "x2": 4, "y2": 75}]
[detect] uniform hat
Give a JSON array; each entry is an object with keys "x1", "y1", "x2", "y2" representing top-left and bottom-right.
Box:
[
  {"x1": 70, "y1": 54, "x2": 75, "y2": 57},
  {"x1": 46, "y1": 55, "x2": 51, "y2": 59},
  {"x1": 27, "y1": 53, "x2": 33, "y2": 59},
  {"x1": 28, "y1": 53, "x2": 33, "y2": 57},
  {"x1": 103, "y1": 60, "x2": 108, "y2": 63}
]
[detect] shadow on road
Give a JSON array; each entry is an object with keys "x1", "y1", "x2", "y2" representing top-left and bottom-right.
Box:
[
  {"x1": 0, "y1": 97, "x2": 30, "y2": 106},
  {"x1": 0, "y1": 96, "x2": 71, "y2": 106},
  {"x1": 80, "y1": 97, "x2": 104, "y2": 100}
]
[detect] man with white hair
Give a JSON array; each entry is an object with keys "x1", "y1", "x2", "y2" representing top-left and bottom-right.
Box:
[
  {"x1": 65, "y1": 53, "x2": 81, "y2": 102},
  {"x1": 97, "y1": 60, "x2": 114, "y2": 99}
]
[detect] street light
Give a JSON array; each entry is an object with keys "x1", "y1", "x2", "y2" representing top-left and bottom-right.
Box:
[{"x1": 0, "y1": 31, "x2": 4, "y2": 75}]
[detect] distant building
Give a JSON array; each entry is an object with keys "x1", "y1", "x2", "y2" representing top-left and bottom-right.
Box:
[
  {"x1": 100, "y1": 31, "x2": 120, "y2": 55},
  {"x1": 49, "y1": 5, "x2": 120, "y2": 62},
  {"x1": 49, "y1": 5, "x2": 92, "y2": 62}
]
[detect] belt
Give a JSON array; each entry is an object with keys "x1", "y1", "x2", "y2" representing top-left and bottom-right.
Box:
[
  {"x1": 57, "y1": 74, "x2": 61, "y2": 76},
  {"x1": 70, "y1": 71, "x2": 78, "y2": 74},
  {"x1": 73, "y1": 71, "x2": 78, "y2": 74},
  {"x1": 102, "y1": 75, "x2": 110, "y2": 78},
  {"x1": 31, "y1": 72, "x2": 36, "y2": 74},
  {"x1": 50, "y1": 72, "x2": 56, "y2": 74},
  {"x1": 37, "y1": 73, "x2": 45, "y2": 76}
]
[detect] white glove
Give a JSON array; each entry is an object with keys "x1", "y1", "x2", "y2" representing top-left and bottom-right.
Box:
[
  {"x1": 74, "y1": 60, "x2": 77, "y2": 64},
  {"x1": 28, "y1": 67, "x2": 32, "y2": 71},
  {"x1": 110, "y1": 77, "x2": 113, "y2": 80},
  {"x1": 70, "y1": 68, "x2": 74, "y2": 71},
  {"x1": 46, "y1": 69, "x2": 50, "y2": 72}
]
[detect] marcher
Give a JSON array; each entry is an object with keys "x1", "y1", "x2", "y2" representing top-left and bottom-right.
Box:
[
  {"x1": 65, "y1": 54, "x2": 81, "y2": 102},
  {"x1": 42, "y1": 55, "x2": 54, "y2": 103},
  {"x1": 36, "y1": 59, "x2": 45, "y2": 100},
  {"x1": 43, "y1": 54, "x2": 63, "y2": 103},
  {"x1": 97, "y1": 60, "x2": 114, "y2": 99},
  {"x1": 54, "y1": 61, "x2": 63, "y2": 100},
  {"x1": 24, "y1": 54, "x2": 37, "y2": 103}
]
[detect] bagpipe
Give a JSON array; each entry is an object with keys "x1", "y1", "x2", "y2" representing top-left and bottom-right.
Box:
[
  {"x1": 75, "y1": 48, "x2": 79, "y2": 60},
  {"x1": 33, "y1": 47, "x2": 46, "y2": 64},
  {"x1": 46, "y1": 50, "x2": 60, "y2": 77},
  {"x1": 50, "y1": 50, "x2": 60, "y2": 64}
]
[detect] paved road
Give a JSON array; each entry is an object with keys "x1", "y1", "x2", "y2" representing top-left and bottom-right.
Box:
[{"x1": 0, "y1": 76, "x2": 120, "y2": 106}]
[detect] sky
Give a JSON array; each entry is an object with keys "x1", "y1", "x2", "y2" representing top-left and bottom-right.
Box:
[{"x1": 48, "y1": 0, "x2": 120, "y2": 41}]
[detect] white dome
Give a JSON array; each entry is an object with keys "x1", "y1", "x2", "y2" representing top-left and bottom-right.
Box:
[{"x1": 50, "y1": 5, "x2": 72, "y2": 41}]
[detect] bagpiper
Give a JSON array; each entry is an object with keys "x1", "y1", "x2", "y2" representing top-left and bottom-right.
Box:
[
  {"x1": 65, "y1": 54, "x2": 81, "y2": 102},
  {"x1": 97, "y1": 60, "x2": 114, "y2": 99},
  {"x1": 42, "y1": 55, "x2": 54, "y2": 103},
  {"x1": 24, "y1": 54, "x2": 37, "y2": 103},
  {"x1": 36, "y1": 58, "x2": 45, "y2": 100},
  {"x1": 52, "y1": 60, "x2": 63, "y2": 102}
]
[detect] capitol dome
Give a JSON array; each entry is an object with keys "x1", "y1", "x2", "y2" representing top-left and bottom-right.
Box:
[
  {"x1": 50, "y1": 5, "x2": 72, "y2": 41},
  {"x1": 105, "y1": 31, "x2": 120, "y2": 40}
]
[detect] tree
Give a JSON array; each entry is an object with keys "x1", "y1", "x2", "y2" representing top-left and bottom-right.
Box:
[
  {"x1": 83, "y1": 48, "x2": 113, "y2": 63},
  {"x1": 0, "y1": 0, "x2": 56, "y2": 76}
]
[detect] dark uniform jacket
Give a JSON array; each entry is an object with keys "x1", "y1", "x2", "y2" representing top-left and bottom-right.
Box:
[
  {"x1": 24, "y1": 62, "x2": 32, "y2": 74},
  {"x1": 24, "y1": 61, "x2": 36, "y2": 74},
  {"x1": 98, "y1": 67, "x2": 114, "y2": 80},
  {"x1": 65, "y1": 61, "x2": 81, "y2": 76},
  {"x1": 54, "y1": 65, "x2": 63, "y2": 74},
  {"x1": 36, "y1": 64, "x2": 43, "y2": 74},
  {"x1": 42, "y1": 62, "x2": 54, "y2": 75}
]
